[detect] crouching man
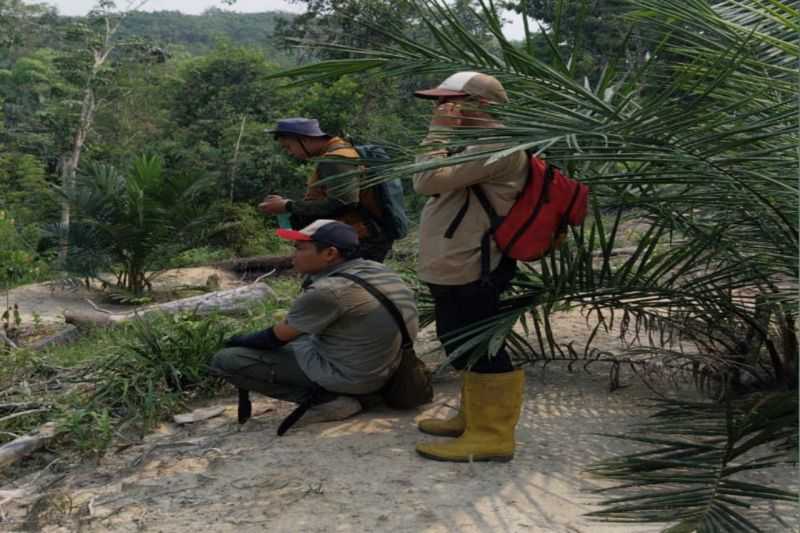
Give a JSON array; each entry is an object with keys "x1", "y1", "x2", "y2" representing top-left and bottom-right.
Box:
[{"x1": 210, "y1": 219, "x2": 418, "y2": 427}]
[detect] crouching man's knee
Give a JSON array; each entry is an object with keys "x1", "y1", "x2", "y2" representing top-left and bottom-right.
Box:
[{"x1": 208, "y1": 347, "x2": 242, "y2": 378}]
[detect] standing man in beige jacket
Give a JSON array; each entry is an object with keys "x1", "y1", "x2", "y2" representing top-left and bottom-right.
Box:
[{"x1": 412, "y1": 72, "x2": 528, "y2": 462}]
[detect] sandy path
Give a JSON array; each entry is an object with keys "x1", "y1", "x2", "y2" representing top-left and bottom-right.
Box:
[{"x1": 9, "y1": 351, "x2": 797, "y2": 533}]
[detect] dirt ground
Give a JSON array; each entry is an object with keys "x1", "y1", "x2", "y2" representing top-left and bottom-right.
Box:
[
  {"x1": 4, "y1": 361, "x2": 797, "y2": 533},
  {"x1": 1, "y1": 274, "x2": 798, "y2": 532}
]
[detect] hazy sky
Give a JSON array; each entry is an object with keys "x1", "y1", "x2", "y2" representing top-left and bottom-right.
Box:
[
  {"x1": 48, "y1": 0, "x2": 305, "y2": 16},
  {"x1": 45, "y1": 0, "x2": 527, "y2": 40}
]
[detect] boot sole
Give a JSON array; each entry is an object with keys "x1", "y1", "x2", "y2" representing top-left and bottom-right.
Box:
[
  {"x1": 417, "y1": 427, "x2": 464, "y2": 438},
  {"x1": 416, "y1": 449, "x2": 514, "y2": 463}
]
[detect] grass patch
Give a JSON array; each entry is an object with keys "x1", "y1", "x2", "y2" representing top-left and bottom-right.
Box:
[
  {"x1": 0, "y1": 278, "x2": 300, "y2": 458},
  {"x1": 166, "y1": 246, "x2": 232, "y2": 269}
]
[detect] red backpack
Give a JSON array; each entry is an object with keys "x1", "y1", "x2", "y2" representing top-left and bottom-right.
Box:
[{"x1": 446, "y1": 154, "x2": 590, "y2": 281}]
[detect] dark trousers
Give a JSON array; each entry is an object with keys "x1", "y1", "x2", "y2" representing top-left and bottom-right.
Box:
[
  {"x1": 209, "y1": 345, "x2": 336, "y2": 404},
  {"x1": 427, "y1": 257, "x2": 516, "y2": 374}
]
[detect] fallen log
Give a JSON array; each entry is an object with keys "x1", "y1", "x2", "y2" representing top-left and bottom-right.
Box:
[
  {"x1": 0, "y1": 423, "x2": 57, "y2": 471},
  {"x1": 0, "y1": 332, "x2": 17, "y2": 350},
  {"x1": 592, "y1": 246, "x2": 640, "y2": 258},
  {"x1": 591, "y1": 242, "x2": 689, "y2": 258},
  {"x1": 0, "y1": 403, "x2": 47, "y2": 414},
  {"x1": 214, "y1": 255, "x2": 293, "y2": 273},
  {"x1": 0, "y1": 408, "x2": 49, "y2": 425},
  {"x1": 64, "y1": 282, "x2": 278, "y2": 329},
  {"x1": 26, "y1": 325, "x2": 81, "y2": 352},
  {"x1": 173, "y1": 406, "x2": 226, "y2": 425}
]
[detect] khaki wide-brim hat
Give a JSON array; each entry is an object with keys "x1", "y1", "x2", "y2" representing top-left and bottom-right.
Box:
[{"x1": 414, "y1": 71, "x2": 509, "y2": 104}]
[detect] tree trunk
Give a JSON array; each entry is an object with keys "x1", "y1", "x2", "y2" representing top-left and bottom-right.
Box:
[
  {"x1": 0, "y1": 331, "x2": 17, "y2": 350},
  {"x1": 213, "y1": 255, "x2": 294, "y2": 273},
  {"x1": 58, "y1": 10, "x2": 125, "y2": 260},
  {"x1": 229, "y1": 114, "x2": 247, "y2": 202},
  {"x1": 64, "y1": 282, "x2": 278, "y2": 328},
  {"x1": 59, "y1": 86, "x2": 96, "y2": 261},
  {"x1": 0, "y1": 423, "x2": 57, "y2": 471}
]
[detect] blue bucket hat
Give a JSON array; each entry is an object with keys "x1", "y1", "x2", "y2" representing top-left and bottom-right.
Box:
[{"x1": 266, "y1": 118, "x2": 329, "y2": 138}]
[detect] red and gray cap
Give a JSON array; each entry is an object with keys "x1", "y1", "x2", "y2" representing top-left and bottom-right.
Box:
[
  {"x1": 276, "y1": 219, "x2": 359, "y2": 251},
  {"x1": 414, "y1": 71, "x2": 509, "y2": 103}
]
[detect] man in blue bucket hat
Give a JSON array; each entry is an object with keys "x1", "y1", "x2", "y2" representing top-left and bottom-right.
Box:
[{"x1": 259, "y1": 117, "x2": 394, "y2": 262}]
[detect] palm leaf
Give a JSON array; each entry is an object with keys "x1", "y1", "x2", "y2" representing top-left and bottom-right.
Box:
[{"x1": 586, "y1": 392, "x2": 798, "y2": 532}]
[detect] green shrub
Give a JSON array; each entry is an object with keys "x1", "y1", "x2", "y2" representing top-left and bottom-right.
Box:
[
  {"x1": 3, "y1": 280, "x2": 298, "y2": 454},
  {"x1": 89, "y1": 312, "x2": 228, "y2": 434},
  {"x1": 207, "y1": 202, "x2": 285, "y2": 257},
  {"x1": 58, "y1": 408, "x2": 114, "y2": 457},
  {"x1": 168, "y1": 246, "x2": 230, "y2": 268},
  {"x1": 0, "y1": 210, "x2": 48, "y2": 290},
  {"x1": 64, "y1": 155, "x2": 215, "y2": 295}
]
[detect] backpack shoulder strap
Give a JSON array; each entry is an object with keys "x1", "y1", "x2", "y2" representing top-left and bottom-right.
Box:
[
  {"x1": 332, "y1": 272, "x2": 412, "y2": 349},
  {"x1": 444, "y1": 192, "x2": 470, "y2": 239},
  {"x1": 326, "y1": 143, "x2": 351, "y2": 152},
  {"x1": 443, "y1": 184, "x2": 501, "y2": 240},
  {"x1": 324, "y1": 141, "x2": 360, "y2": 159},
  {"x1": 470, "y1": 185, "x2": 501, "y2": 228}
]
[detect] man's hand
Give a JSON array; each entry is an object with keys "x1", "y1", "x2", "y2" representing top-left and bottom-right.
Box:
[
  {"x1": 430, "y1": 102, "x2": 463, "y2": 128},
  {"x1": 273, "y1": 321, "x2": 301, "y2": 343},
  {"x1": 224, "y1": 333, "x2": 249, "y2": 348},
  {"x1": 223, "y1": 322, "x2": 300, "y2": 350},
  {"x1": 258, "y1": 195, "x2": 289, "y2": 214}
]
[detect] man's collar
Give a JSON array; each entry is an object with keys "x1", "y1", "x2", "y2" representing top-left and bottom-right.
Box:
[{"x1": 303, "y1": 258, "x2": 359, "y2": 287}]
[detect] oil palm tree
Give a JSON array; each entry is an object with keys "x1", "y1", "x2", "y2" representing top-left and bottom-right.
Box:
[
  {"x1": 61, "y1": 154, "x2": 213, "y2": 295},
  {"x1": 272, "y1": 0, "x2": 798, "y2": 530}
]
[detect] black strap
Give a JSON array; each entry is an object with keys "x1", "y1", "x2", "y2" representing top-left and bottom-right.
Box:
[
  {"x1": 470, "y1": 185, "x2": 501, "y2": 228},
  {"x1": 470, "y1": 186, "x2": 503, "y2": 285},
  {"x1": 238, "y1": 388, "x2": 252, "y2": 425},
  {"x1": 556, "y1": 183, "x2": 582, "y2": 235},
  {"x1": 332, "y1": 272, "x2": 412, "y2": 349},
  {"x1": 444, "y1": 185, "x2": 501, "y2": 241},
  {"x1": 444, "y1": 192, "x2": 470, "y2": 239},
  {"x1": 239, "y1": 385, "x2": 322, "y2": 436},
  {"x1": 479, "y1": 231, "x2": 494, "y2": 286},
  {"x1": 542, "y1": 164, "x2": 554, "y2": 203},
  {"x1": 277, "y1": 386, "x2": 323, "y2": 436}
]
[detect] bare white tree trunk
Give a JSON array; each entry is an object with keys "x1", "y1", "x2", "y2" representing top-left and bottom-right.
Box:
[
  {"x1": 59, "y1": 88, "x2": 95, "y2": 259},
  {"x1": 64, "y1": 282, "x2": 278, "y2": 328},
  {"x1": 58, "y1": 7, "x2": 138, "y2": 259},
  {"x1": 229, "y1": 114, "x2": 247, "y2": 202}
]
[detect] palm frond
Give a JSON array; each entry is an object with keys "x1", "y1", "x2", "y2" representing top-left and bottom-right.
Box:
[
  {"x1": 586, "y1": 391, "x2": 798, "y2": 532},
  {"x1": 62, "y1": 155, "x2": 215, "y2": 293}
]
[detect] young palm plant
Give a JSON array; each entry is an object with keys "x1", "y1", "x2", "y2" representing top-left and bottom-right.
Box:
[
  {"x1": 61, "y1": 154, "x2": 214, "y2": 295},
  {"x1": 273, "y1": 0, "x2": 798, "y2": 530}
]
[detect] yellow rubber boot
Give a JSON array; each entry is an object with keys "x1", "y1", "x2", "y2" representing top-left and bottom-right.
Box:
[
  {"x1": 416, "y1": 370, "x2": 524, "y2": 462},
  {"x1": 417, "y1": 378, "x2": 465, "y2": 437}
]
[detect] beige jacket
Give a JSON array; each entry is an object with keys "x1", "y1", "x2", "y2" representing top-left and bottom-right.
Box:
[{"x1": 413, "y1": 133, "x2": 528, "y2": 285}]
